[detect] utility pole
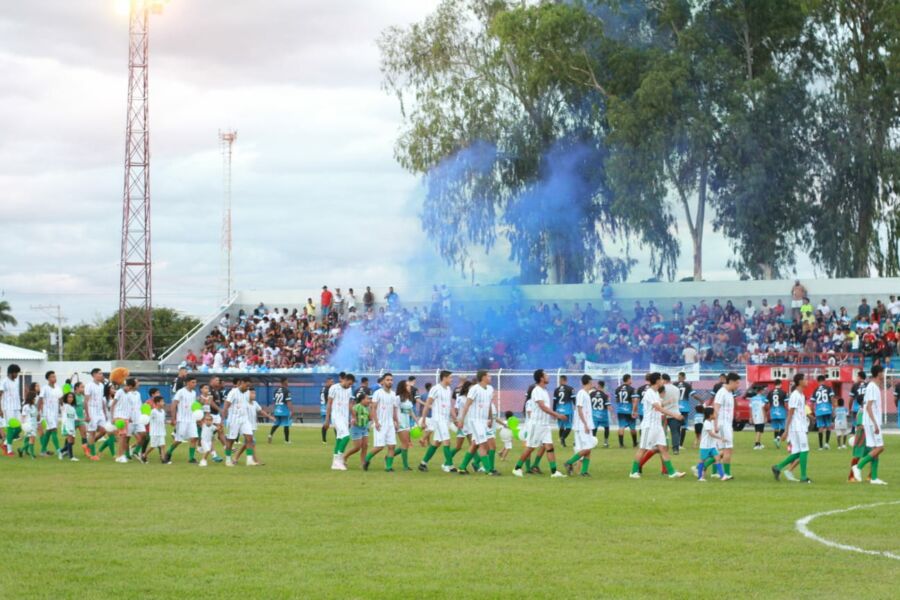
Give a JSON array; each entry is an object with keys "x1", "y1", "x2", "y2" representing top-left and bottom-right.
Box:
[{"x1": 31, "y1": 304, "x2": 65, "y2": 360}]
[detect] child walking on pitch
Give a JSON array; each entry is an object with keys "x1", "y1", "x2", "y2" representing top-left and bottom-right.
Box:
[
  {"x1": 695, "y1": 407, "x2": 725, "y2": 481},
  {"x1": 18, "y1": 388, "x2": 39, "y2": 459},
  {"x1": 629, "y1": 373, "x2": 685, "y2": 479},
  {"x1": 564, "y1": 374, "x2": 598, "y2": 477},
  {"x1": 60, "y1": 392, "x2": 79, "y2": 461},
  {"x1": 198, "y1": 413, "x2": 216, "y2": 467},
  {"x1": 834, "y1": 398, "x2": 850, "y2": 449},
  {"x1": 344, "y1": 390, "x2": 370, "y2": 468},
  {"x1": 142, "y1": 395, "x2": 168, "y2": 464}
]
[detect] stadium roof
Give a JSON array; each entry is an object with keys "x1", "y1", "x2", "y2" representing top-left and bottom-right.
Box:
[{"x1": 0, "y1": 342, "x2": 46, "y2": 361}]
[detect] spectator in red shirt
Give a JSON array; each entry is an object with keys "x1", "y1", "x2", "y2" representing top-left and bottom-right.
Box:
[{"x1": 321, "y1": 286, "x2": 333, "y2": 319}]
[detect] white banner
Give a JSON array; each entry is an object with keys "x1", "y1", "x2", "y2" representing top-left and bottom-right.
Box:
[
  {"x1": 583, "y1": 360, "x2": 633, "y2": 379},
  {"x1": 648, "y1": 362, "x2": 701, "y2": 382}
]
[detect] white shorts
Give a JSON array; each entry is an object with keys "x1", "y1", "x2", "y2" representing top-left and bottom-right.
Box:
[
  {"x1": 469, "y1": 420, "x2": 489, "y2": 445},
  {"x1": 431, "y1": 419, "x2": 450, "y2": 443},
  {"x1": 717, "y1": 424, "x2": 734, "y2": 450},
  {"x1": 864, "y1": 423, "x2": 884, "y2": 448},
  {"x1": 150, "y1": 434, "x2": 166, "y2": 448},
  {"x1": 527, "y1": 423, "x2": 552, "y2": 448},
  {"x1": 227, "y1": 418, "x2": 253, "y2": 440},
  {"x1": 87, "y1": 416, "x2": 107, "y2": 433},
  {"x1": 574, "y1": 431, "x2": 598, "y2": 452},
  {"x1": 334, "y1": 419, "x2": 350, "y2": 440},
  {"x1": 175, "y1": 420, "x2": 198, "y2": 442},
  {"x1": 424, "y1": 417, "x2": 434, "y2": 432},
  {"x1": 373, "y1": 423, "x2": 397, "y2": 447},
  {"x1": 835, "y1": 425, "x2": 851, "y2": 436},
  {"x1": 212, "y1": 414, "x2": 222, "y2": 426},
  {"x1": 485, "y1": 424, "x2": 495, "y2": 440},
  {"x1": 42, "y1": 412, "x2": 59, "y2": 430},
  {"x1": 129, "y1": 423, "x2": 146, "y2": 435},
  {"x1": 640, "y1": 426, "x2": 667, "y2": 450},
  {"x1": 200, "y1": 440, "x2": 213, "y2": 454},
  {"x1": 788, "y1": 430, "x2": 809, "y2": 452},
  {"x1": 457, "y1": 423, "x2": 470, "y2": 439}
]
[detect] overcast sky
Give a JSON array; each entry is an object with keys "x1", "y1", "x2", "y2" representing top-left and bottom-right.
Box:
[{"x1": 0, "y1": 0, "x2": 817, "y2": 335}]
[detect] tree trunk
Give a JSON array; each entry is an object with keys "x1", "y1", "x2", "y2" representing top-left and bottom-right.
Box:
[{"x1": 692, "y1": 155, "x2": 708, "y2": 282}]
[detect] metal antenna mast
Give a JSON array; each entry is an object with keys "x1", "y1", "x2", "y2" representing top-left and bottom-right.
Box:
[
  {"x1": 118, "y1": 0, "x2": 166, "y2": 360},
  {"x1": 219, "y1": 130, "x2": 237, "y2": 301}
]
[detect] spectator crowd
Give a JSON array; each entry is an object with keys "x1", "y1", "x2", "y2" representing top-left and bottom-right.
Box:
[{"x1": 182, "y1": 281, "x2": 900, "y2": 373}]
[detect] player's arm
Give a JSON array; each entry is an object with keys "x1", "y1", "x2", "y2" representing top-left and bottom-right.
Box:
[
  {"x1": 323, "y1": 397, "x2": 334, "y2": 429},
  {"x1": 782, "y1": 406, "x2": 794, "y2": 441},
  {"x1": 487, "y1": 399, "x2": 494, "y2": 428},
  {"x1": 372, "y1": 397, "x2": 381, "y2": 431},
  {"x1": 578, "y1": 402, "x2": 591, "y2": 431},
  {"x1": 654, "y1": 401, "x2": 683, "y2": 420},
  {"x1": 459, "y1": 397, "x2": 474, "y2": 425},
  {"x1": 170, "y1": 392, "x2": 178, "y2": 426},
  {"x1": 285, "y1": 391, "x2": 294, "y2": 417},
  {"x1": 630, "y1": 392, "x2": 638, "y2": 418},
  {"x1": 419, "y1": 396, "x2": 434, "y2": 427},
  {"x1": 538, "y1": 399, "x2": 565, "y2": 420},
  {"x1": 392, "y1": 401, "x2": 400, "y2": 429},
  {"x1": 712, "y1": 396, "x2": 720, "y2": 432},
  {"x1": 37, "y1": 387, "x2": 45, "y2": 416},
  {"x1": 864, "y1": 398, "x2": 879, "y2": 434}
]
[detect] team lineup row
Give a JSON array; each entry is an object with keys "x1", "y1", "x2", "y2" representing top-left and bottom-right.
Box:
[{"x1": 322, "y1": 367, "x2": 888, "y2": 484}]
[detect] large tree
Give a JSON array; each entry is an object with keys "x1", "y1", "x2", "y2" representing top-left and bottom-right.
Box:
[
  {"x1": 0, "y1": 300, "x2": 17, "y2": 332},
  {"x1": 379, "y1": 0, "x2": 678, "y2": 283},
  {"x1": 808, "y1": 0, "x2": 900, "y2": 277}
]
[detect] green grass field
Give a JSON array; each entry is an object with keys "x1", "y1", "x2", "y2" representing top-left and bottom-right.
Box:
[{"x1": 1, "y1": 429, "x2": 898, "y2": 599}]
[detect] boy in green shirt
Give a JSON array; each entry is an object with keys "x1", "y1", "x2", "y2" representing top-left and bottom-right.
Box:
[{"x1": 343, "y1": 395, "x2": 371, "y2": 469}]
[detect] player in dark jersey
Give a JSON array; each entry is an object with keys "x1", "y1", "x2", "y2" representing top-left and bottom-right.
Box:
[
  {"x1": 590, "y1": 381, "x2": 612, "y2": 447},
  {"x1": 675, "y1": 372, "x2": 694, "y2": 447},
  {"x1": 767, "y1": 380, "x2": 787, "y2": 448},
  {"x1": 849, "y1": 370, "x2": 867, "y2": 434},
  {"x1": 268, "y1": 377, "x2": 294, "y2": 444},
  {"x1": 812, "y1": 375, "x2": 836, "y2": 450},
  {"x1": 354, "y1": 377, "x2": 372, "y2": 406},
  {"x1": 711, "y1": 373, "x2": 726, "y2": 395},
  {"x1": 553, "y1": 376, "x2": 575, "y2": 447},
  {"x1": 614, "y1": 375, "x2": 638, "y2": 448},
  {"x1": 320, "y1": 376, "x2": 334, "y2": 444}
]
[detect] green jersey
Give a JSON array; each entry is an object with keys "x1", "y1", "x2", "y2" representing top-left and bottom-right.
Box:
[
  {"x1": 75, "y1": 394, "x2": 85, "y2": 420},
  {"x1": 353, "y1": 403, "x2": 369, "y2": 428}
]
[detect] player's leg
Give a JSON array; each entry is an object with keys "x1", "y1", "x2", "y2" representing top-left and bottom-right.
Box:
[
  {"x1": 397, "y1": 429, "x2": 412, "y2": 471},
  {"x1": 629, "y1": 421, "x2": 638, "y2": 447},
  {"x1": 656, "y1": 444, "x2": 684, "y2": 478},
  {"x1": 268, "y1": 423, "x2": 279, "y2": 443}
]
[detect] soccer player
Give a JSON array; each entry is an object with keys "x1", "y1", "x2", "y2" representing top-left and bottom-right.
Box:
[
  {"x1": 768, "y1": 379, "x2": 787, "y2": 448},
  {"x1": 72, "y1": 380, "x2": 90, "y2": 457},
  {"x1": 418, "y1": 370, "x2": 456, "y2": 473},
  {"x1": 457, "y1": 370, "x2": 499, "y2": 475},
  {"x1": 614, "y1": 374, "x2": 638, "y2": 448},
  {"x1": 450, "y1": 379, "x2": 473, "y2": 462},
  {"x1": 224, "y1": 378, "x2": 258, "y2": 466},
  {"x1": 629, "y1": 373, "x2": 685, "y2": 479},
  {"x1": 395, "y1": 381, "x2": 416, "y2": 470},
  {"x1": 167, "y1": 376, "x2": 199, "y2": 464},
  {"x1": 37, "y1": 370, "x2": 63, "y2": 458},
  {"x1": 520, "y1": 383, "x2": 546, "y2": 473},
  {"x1": 564, "y1": 374, "x2": 597, "y2": 477},
  {"x1": 662, "y1": 374, "x2": 682, "y2": 454},
  {"x1": 208, "y1": 376, "x2": 228, "y2": 448},
  {"x1": 849, "y1": 370, "x2": 867, "y2": 434},
  {"x1": 553, "y1": 375, "x2": 575, "y2": 447},
  {"x1": 1, "y1": 364, "x2": 22, "y2": 456},
  {"x1": 83, "y1": 368, "x2": 108, "y2": 461},
  {"x1": 590, "y1": 380, "x2": 611, "y2": 447},
  {"x1": 364, "y1": 373, "x2": 399, "y2": 472},
  {"x1": 712, "y1": 372, "x2": 740, "y2": 480},
  {"x1": 771, "y1": 373, "x2": 812, "y2": 484},
  {"x1": 110, "y1": 377, "x2": 140, "y2": 463},
  {"x1": 696, "y1": 406, "x2": 725, "y2": 481},
  {"x1": 675, "y1": 371, "x2": 694, "y2": 447},
  {"x1": 811, "y1": 375, "x2": 836, "y2": 450},
  {"x1": 513, "y1": 369, "x2": 568, "y2": 478},
  {"x1": 268, "y1": 377, "x2": 294, "y2": 444},
  {"x1": 852, "y1": 366, "x2": 887, "y2": 485},
  {"x1": 324, "y1": 373, "x2": 354, "y2": 471},
  {"x1": 750, "y1": 387, "x2": 768, "y2": 450},
  {"x1": 128, "y1": 378, "x2": 148, "y2": 463},
  {"x1": 319, "y1": 376, "x2": 334, "y2": 444}
]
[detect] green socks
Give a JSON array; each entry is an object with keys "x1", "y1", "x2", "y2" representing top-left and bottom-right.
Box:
[
  {"x1": 565, "y1": 453, "x2": 580, "y2": 466},
  {"x1": 549, "y1": 461, "x2": 557, "y2": 474},
  {"x1": 723, "y1": 463, "x2": 731, "y2": 476},
  {"x1": 189, "y1": 447, "x2": 196, "y2": 461},
  {"x1": 225, "y1": 449, "x2": 232, "y2": 458},
  {"x1": 857, "y1": 454, "x2": 873, "y2": 470},
  {"x1": 89, "y1": 443, "x2": 96, "y2": 455},
  {"x1": 40, "y1": 431, "x2": 49, "y2": 453},
  {"x1": 473, "y1": 453, "x2": 482, "y2": 469},
  {"x1": 385, "y1": 455, "x2": 394, "y2": 470},
  {"x1": 335, "y1": 437, "x2": 350, "y2": 454},
  {"x1": 581, "y1": 458, "x2": 590, "y2": 474},
  {"x1": 442, "y1": 445, "x2": 453, "y2": 466},
  {"x1": 167, "y1": 444, "x2": 177, "y2": 459},
  {"x1": 515, "y1": 459, "x2": 524, "y2": 470},
  {"x1": 776, "y1": 453, "x2": 800, "y2": 470},
  {"x1": 400, "y1": 448, "x2": 409, "y2": 469},
  {"x1": 799, "y1": 451, "x2": 808, "y2": 479},
  {"x1": 533, "y1": 454, "x2": 543, "y2": 468},
  {"x1": 364, "y1": 452, "x2": 374, "y2": 463},
  {"x1": 423, "y1": 445, "x2": 438, "y2": 464},
  {"x1": 871, "y1": 458, "x2": 879, "y2": 479},
  {"x1": 631, "y1": 460, "x2": 640, "y2": 474},
  {"x1": 703, "y1": 456, "x2": 716, "y2": 468},
  {"x1": 663, "y1": 460, "x2": 675, "y2": 475},
  {"x1": 524, "y1": 457, "x2": 532, "y2": 471},
  {"x1": 247, "y1": 448, "x2": 254, "y2": 456},
  {"x1": 460, "y1": 452, "x2": 473, "y2": 470},
  {"x1": 50, "y1": 430, "x2": 60, "y2": 451}
]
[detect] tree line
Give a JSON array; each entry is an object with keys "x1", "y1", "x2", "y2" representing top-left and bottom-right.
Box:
[{"x1": 379, "y1": 0, "x2": 899, "y2": 283}]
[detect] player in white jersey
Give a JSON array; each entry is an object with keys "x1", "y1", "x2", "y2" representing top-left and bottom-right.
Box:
[
  {"x1": 166, "y1": 376, "x2": 200, "y2": 464},
  {"x1": 37, "y1": 370, "x2": 63, "y2": 457},
  {"x1": 457, "y1": 370, "x2": 500, "y2": 476},
  {"x1": 852, "y1": 366, "x2": 887, "y2": 484},
  {"x1": 629, "y1": 373, "x2": 685, "y2": 479},
  {"x1": 712, "y1": 372, "x2": 741, "y2": 480},
  {"x1": 513, "y1": 369, "x2": 568, "y2": 478},
  {"x1": 83, "y1": 368, "x2": 110, "y2": 461},
  {"x1": 224, "y1": 378, "x2": 257, "y2": 466},
  {"x1": 418, "y1": 370, "x2": 457, "y2": 473},
  {"x1": 324, "y1": 373, "x2": 355, "y2": 471},
  {"x1": 198, "y1": 413, "x2": 216, "y2": 467},
  {"x1": 772, "y1": 373, "x2": 812, "y2": 483},
  {"x1": 363, "y1": 373, "x2": 400, "y2": 472},
  {"x1": 110, "y1": 377, "x2": 142, "y2": 463},
  {"x1": 142, "y1": 395, "x2": 168, "y2": 464},
  {"x1": 563, "y1": 374, "x2": 598, "y2": 477},
  {"x1": 1, "y1": 364, "x2": 23, "y2": 456},
  {"x1": 450, "y1": 379, "x2": 473, "y2": 461}
]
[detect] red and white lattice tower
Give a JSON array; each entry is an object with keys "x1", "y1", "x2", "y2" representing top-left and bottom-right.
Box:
[
  {"x1": 219, "y1": 130, "x2": 237, "y2": 301},
  {"x1": 117, "y1": 1, "x2": 167, "y2": 360}
]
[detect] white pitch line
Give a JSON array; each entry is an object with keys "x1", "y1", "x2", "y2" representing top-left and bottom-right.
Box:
[{"x1": 795, "y1": 501, "x2": 900, "y2": 560}]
